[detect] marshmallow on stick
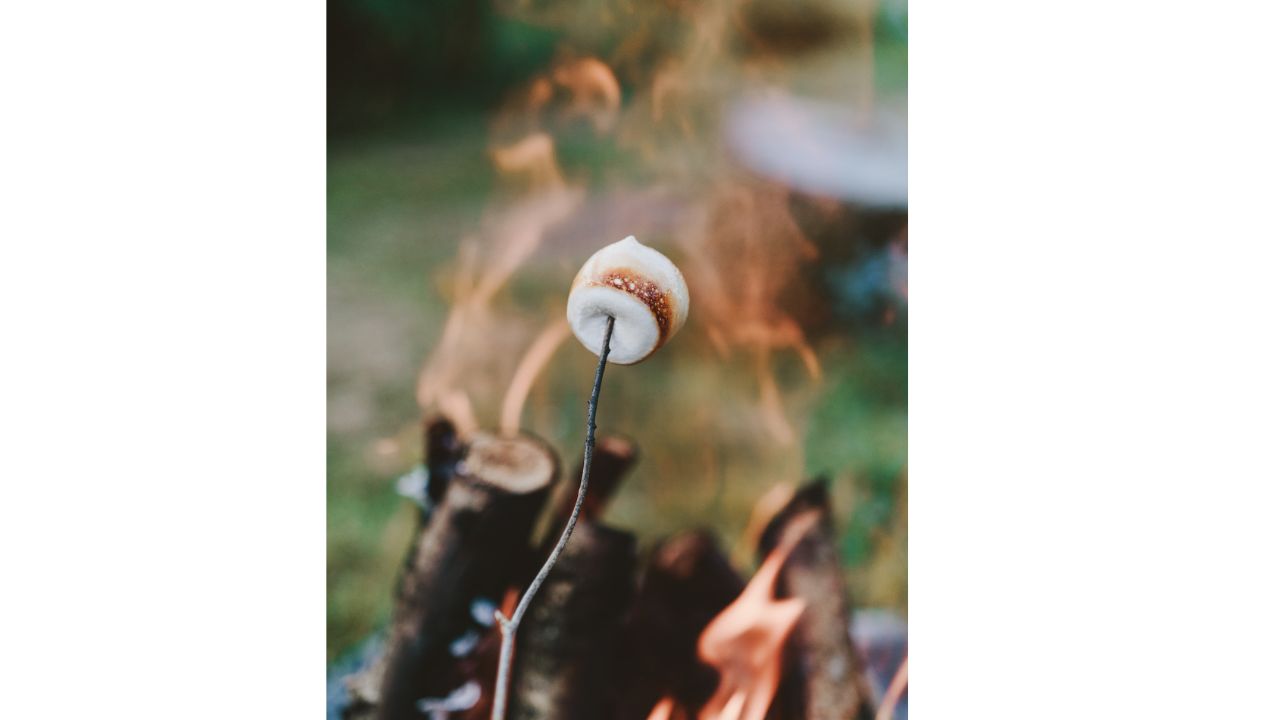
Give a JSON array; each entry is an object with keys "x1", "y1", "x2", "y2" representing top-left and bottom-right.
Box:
[
  {"x1": 492, "y1": 237, "x2": 689, "y2": 720},
  {"x1": 567, "y1": 236, "x2": 690, "y2": 364}
]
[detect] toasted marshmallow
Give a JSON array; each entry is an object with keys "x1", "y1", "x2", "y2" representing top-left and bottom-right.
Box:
[{"x1": 567, "y1": 236, "x2": 689, "y2": 364}]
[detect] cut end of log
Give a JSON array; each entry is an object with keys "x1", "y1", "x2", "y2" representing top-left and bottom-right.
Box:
[{"x1": 462, "y1": 433, "x2": 559, "y2": 495}]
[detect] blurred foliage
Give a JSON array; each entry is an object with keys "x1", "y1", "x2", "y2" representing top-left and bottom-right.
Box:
[
  {"x1": 330, "y1": 0, "x2": 560, "y2": 134},
  {"x1": 329, "y1": 0, "x2": 906, "y2": 135}
]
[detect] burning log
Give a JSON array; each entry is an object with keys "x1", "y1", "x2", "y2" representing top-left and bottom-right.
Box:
[
  {"x1": 507, "y1": 520, "x2": 638, "y2": 720},
  {"x1": 616, "y1": 530, "x2": 746, "y2": 720},
  {"x1": 555, "y1": 434, "x2": 636, "y2": 524},
  {"x1": 373, "y1": 432, "x2": 559, "y2": 720},
  {"x1": 699, "y1": 512, "x2": 819, "y2": 720},
  {"x1": 758, "y1": 482, "x2": 876, "y2": 720}
]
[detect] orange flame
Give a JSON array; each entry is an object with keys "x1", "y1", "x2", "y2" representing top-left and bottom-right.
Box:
[
  {"x1": 417, "y1": 59, "x2": 625, "y2": 426},
  {"x1": 682, "y1": 182, "x2": 822, "y2": 444},
  {"x1": 439, "y1": 389, "x2": 479, "y2": 436},
  {"x1": 646, "y1": 696, "x2": 680, "y2": 720},
  {"x1": 694, "y1": 510, "x2": 820, "y2": 720},
  {"x1": 415, "y1": 181, "x2": 581, "y2": 421},
  {"x1": 499, "y1": 317, "x2": 572, "y2": 435}
]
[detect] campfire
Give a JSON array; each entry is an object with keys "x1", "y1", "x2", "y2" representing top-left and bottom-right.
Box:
[
  {"x1": 340, "y1": 416, "x2": 885, "y2": 720},
  {"x1": 329, "y1": 2, "x2": 907, "y2": 717}
]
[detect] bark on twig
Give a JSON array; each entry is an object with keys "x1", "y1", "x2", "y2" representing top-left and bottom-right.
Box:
[
  {"x1": 759, "y1": 481, "x2": 876, "y2": 720},
  {"x1": 374, "y1": 432, "x2": 558, "y2": 720}
]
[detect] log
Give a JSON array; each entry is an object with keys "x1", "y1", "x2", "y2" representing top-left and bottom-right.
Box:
[
  {"x1": 759, "y1": 481, "x2": 876, "y2": 720},
  {"x1": 507, "y1": 520, "x2": 638, "y2": 720},
  {"x1": 424, "y1": 415, "x2": 464, "y2": 506},
  {"x1": 554, "y1": 434, "x2": 637, "y2": 522},
  {"x1": 445, "y1": 435, "x2": 640, "y2": 719},
  {"x1": 374, "y1": 432, "x2": 559, "y2": 720},
  {"x1": 393, "y1": 417, "x2": 468, "y2": 597},
  {"x1": 346, "y1": 417, "x2": 469, "y2": 720},
  {"x1": 615, "y1": 530, "x2": 746, "y2": 720}
]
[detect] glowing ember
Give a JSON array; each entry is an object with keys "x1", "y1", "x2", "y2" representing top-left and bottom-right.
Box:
[{"x1": 694, "y1": 510, "x2": 821, "y2": 720}]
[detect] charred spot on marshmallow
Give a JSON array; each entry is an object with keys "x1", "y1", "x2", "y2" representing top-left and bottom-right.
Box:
[{"x1": 589, "y1": 269, "x2": 675, "y2": 344}]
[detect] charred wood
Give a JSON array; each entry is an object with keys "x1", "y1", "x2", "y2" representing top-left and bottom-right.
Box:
[
  {"x1": 759, "y1": 481, "x2": 876, "y2": 720},
  {"x1": 507, "y1": 520, "x2": 638, "y2": 720},
  {"x1": 373, "y1": 432, "x2": 558, "y2": 720},
  {"x1": 424, "y1": 415, "x2": 464, "y2": 507},
  {"x1": 392, "y1": 416, "x2": 468, "y2": 600}
]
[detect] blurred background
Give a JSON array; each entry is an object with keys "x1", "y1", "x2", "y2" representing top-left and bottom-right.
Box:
[{"x1": 329, "y1": 0, "x2": 906, "y2": 672}]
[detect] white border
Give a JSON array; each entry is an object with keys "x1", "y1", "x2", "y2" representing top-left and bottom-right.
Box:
[{"x1": 912, "y1": 0, "x2": 1280, "y2": 716}]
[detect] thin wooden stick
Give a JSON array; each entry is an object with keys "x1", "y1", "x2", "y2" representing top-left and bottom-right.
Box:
[{"x1": 490, "y1": 315, "x2": 615, "y2": 720}]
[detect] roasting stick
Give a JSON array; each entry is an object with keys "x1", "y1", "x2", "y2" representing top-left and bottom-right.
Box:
[
  {"x1": 490, "y1": 236, "x2": 689, "y2": 720},
  {"x1": 491, "y1": 315, "x2": 614, "y2": 720}
]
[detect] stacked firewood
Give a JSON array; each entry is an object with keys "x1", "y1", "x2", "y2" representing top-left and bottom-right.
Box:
[{"x1": 340, "y1": 417, "x2": 877, "y2": 720}]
